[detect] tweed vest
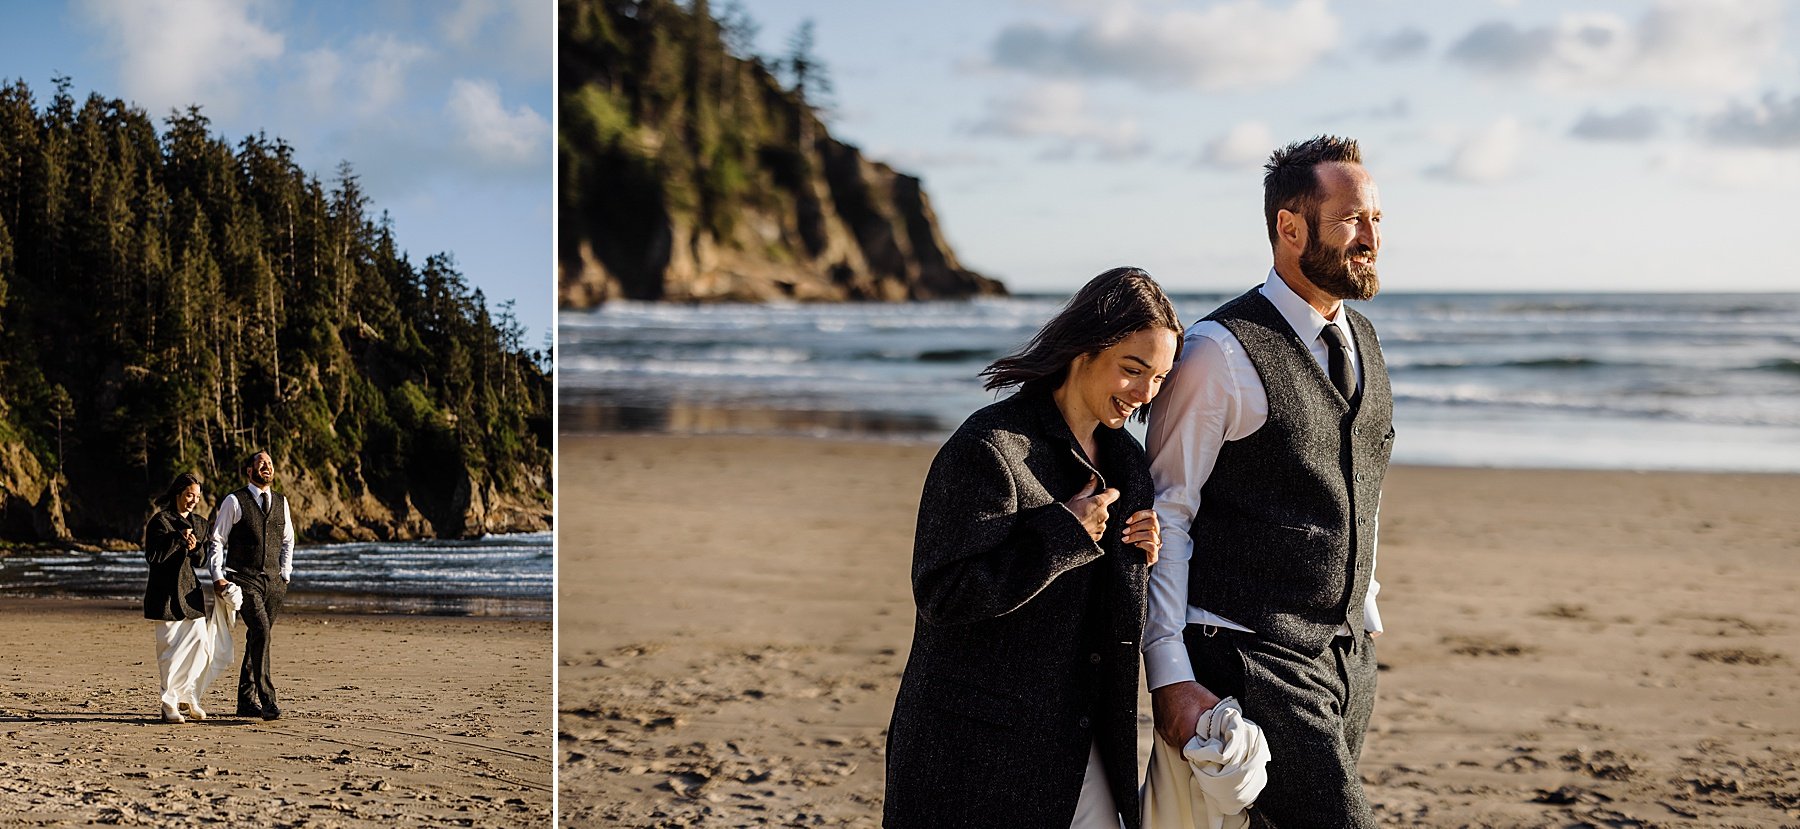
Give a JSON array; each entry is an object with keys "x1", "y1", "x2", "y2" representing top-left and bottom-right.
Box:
[
  {"x1": 225, "y1": 487, "x2": 286, "y2": 578},
  {"x1": 1186, "y1": 288, "x2": 1394, "y2": 654}
]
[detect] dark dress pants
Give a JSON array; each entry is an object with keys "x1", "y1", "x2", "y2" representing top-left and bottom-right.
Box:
[
  {"x1": 1184, "y1": 625, "x2": 1379, "y2": 829},
  {"x1": 232, "y1": 574, "x2": 286, "y2": 709}
]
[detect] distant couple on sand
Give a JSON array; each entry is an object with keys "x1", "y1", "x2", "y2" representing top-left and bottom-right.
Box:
[
  {"x1": 143, "y1": 450, "x2": 295, "y2": 724},
  {"x1": 886, "y1": 135, "x2": 1392, "y2": 828}
]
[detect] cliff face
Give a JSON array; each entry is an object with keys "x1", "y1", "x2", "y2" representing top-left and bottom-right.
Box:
[{"x1": 558, "y1": 0, "x2": 1005, "y2": 306}]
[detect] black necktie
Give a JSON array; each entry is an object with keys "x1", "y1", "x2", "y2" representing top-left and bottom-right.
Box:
[
  {"x1": 259, "y1": 492, "x2": 268, "y2": 512},
  {"x1": 1320, "y1": 323, "x2": 1356, "y2": 401}
]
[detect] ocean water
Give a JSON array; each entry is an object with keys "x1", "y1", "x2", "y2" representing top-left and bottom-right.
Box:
[
  {"x1": 0, "y1": 531, "x2": 552, "y2": 617},
  {"x1": 560, "y1": 292, "x2": 1800, "y2": 473}
]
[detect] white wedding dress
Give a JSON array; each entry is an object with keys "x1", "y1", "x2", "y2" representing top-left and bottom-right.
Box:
[{"x1": 154, "y1": 581, "x2": 242, "y2": 713}]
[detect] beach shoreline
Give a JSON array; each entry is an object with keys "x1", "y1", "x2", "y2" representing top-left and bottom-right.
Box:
[
  {"x1": 0, "y1": 597, "x2": 552, "y2": 827},
  {"x1": 559, "y1": 433, "x2": 1800, "y2": 827}
]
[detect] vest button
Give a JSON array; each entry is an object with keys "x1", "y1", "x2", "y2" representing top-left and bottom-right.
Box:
[
  {"x1": 1078, "y1": 717, "x2": 1091, "y2": 729},
  {"x1": 1088, "y1": 652, "x2": 1101, "y2": 664}
]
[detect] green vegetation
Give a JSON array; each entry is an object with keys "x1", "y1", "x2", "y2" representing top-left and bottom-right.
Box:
[
  {"x1": 0, "y1": 77, "x2": 551, "y2": 540},
  {"x1": 559, "y1": 0, "x2": 831, "y2": 295}
]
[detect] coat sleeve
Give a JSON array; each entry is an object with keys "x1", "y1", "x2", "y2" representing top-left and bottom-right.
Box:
[
  {"x1": 143, "y1": 515, "x2": 187, "y2": 565},
  {"x1": 911, "y1": 435, "x2": 1104, "y2": 626}
]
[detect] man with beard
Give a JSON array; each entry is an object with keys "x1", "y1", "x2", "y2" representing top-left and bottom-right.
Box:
[
  {"x1": 1142, "y1": 135, "x2": 1392, "y2": 827},
  {"x1": 208, "y1": 450, "x2": 295, "y2": 720}
]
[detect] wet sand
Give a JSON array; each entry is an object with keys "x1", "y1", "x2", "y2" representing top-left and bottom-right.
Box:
[
  {"x1": 0, "y1": 600, "x2": 551, "y2": 826},
  {"x1": 559, "y1": 434, "x2": 1800, "y2": 827}
]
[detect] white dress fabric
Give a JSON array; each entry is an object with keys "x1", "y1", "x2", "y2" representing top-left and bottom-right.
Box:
[
  {"x1": 153, "y1": 582, "x2": 242, "y2": 710},
  {"x1": 1070, "y1": 740, "x2": 1123, "y2": 829},
  {"x1": 1141, "y1": 697, "x2": 1271, "y2": 829}
]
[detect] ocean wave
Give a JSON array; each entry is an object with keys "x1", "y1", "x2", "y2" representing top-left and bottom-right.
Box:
[{"x1": 1391, "y1": 384, "x2": 1800, "y2": 427}]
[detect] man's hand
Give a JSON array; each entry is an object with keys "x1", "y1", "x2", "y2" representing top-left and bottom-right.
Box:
[
  {"x1": 1151, "y1": 680, "x2": 1222, "y2": 748},
  {"x1": 1065, "y1": 476, "x2": 1119, "y2": 542},
  {"x1": 214, "y1": 579, "x2": 230, "y2": 589},
  {"x1": 1123, "y1": 509, "x2": 1160, "y2": 565}
]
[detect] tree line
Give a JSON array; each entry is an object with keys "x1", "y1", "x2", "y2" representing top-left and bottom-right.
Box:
[{"x1": 0, "y1": 77, "x2": 550, "y2": 541}]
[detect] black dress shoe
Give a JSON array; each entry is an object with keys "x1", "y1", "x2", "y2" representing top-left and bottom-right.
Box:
[
  {"x1": 261, "y1": 705, "x2": 282, "y2": 721},
  {"x1": 236, "y1": 703, "x2": 265, "y2": 718}
]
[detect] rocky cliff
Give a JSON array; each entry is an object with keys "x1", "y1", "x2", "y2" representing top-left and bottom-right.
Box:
[{"x1": 558, "y1": 0, "x2": 1005, "y2": 306}]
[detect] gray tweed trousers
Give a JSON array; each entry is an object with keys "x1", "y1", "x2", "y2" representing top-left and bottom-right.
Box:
[{"x1": 1183, "y1": 624, "x2": 1378, "y2": 829}]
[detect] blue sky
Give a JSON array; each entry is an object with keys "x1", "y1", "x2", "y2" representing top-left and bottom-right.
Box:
[
  {"x1": 736, "y1": 0, "x2": 1800, "y2": 294},
  {"x1": 0, "y1": 0, "x2": 553, "y2": 344}
]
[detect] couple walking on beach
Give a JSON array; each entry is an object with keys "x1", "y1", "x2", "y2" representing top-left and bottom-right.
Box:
[
  {"x1": 143, "y1": 450, "x2": 295, "y2": 724},
  {"x1": 886, "y1": 135, "x2": 1391, "y2": 828}
]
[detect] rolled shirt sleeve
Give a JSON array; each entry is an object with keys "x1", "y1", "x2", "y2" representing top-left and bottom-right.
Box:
[
  {"x1": 280, "y1": 499, "x2": 295, "y2": 582},
  {"x1": 207, "y1": 492, "x2": 238, "y2": 581}
]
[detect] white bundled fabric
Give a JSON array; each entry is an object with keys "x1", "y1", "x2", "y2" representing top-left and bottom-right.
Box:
[
  {"x1": 197, "y1": 581, "x2": 243, "y2": 698},
  {"x1": 153, "y1": 617, "x2": 209, "y2": 711},
  {"x1": 1140, "y1": 696, "x2": 1271, "y2": 829}
]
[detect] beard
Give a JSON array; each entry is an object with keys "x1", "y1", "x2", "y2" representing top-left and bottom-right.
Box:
[{"x1": 1299, "y1": 231, "x2": 1380, "y2": 301}]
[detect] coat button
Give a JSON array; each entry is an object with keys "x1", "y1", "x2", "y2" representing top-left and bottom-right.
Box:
[
  {"x1": 1078, "y1": 717, "x2": 1091, "y2": 729},
  {"x1": 1088, "y1": 652, "x2": 1101, "y2": 664}
]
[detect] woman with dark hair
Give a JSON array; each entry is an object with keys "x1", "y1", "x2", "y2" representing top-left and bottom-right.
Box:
[
  {"x1": 144, "y1": 471, "x2": 210, "y2": 723},
  {"x1": 885, "y1": 267, "x2": 1183, "y2": 829}
]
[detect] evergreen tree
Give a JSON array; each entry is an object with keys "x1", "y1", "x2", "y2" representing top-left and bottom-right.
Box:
[{"x1": 0, "y1": 78, "x2": 550, "y2": 542}]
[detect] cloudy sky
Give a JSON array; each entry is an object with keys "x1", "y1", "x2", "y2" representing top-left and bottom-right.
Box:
[
  {"x1": 739, "y1": 0, "x2": 1800, "y2": 294},
  {"x1": 0, "y1": 0, "x2": 552, "y2": 343}
]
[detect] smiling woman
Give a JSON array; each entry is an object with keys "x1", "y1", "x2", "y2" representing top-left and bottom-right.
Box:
[{"x1": 885, "y1": 267, "x2": 1182, "y2": 829}]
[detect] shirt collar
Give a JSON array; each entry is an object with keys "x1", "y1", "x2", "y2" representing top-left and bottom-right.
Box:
[
  {"x1": 1259, "y1": 267, "x2": 1349, "y2": 344},
  {"x1": 247, "y1": 482, "x2": 270, "y2": 498}
]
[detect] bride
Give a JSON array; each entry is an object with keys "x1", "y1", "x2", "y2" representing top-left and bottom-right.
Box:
[{"x1": 143, "y1": 472, "x2": 236, "y2": 723}]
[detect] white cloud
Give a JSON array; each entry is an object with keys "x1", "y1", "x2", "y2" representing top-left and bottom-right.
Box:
[
  {"x1": 972, "y1": 81, "x2": 1152, "y2": 159},
  {"x1": 74, "y1": 0, "x2": 284, "y2": 115},
  {"x1": 1569, "y1": 106, "x2": 1661, "y2": 142},
  {"x1": 965, "y1": 82, "x2": 1150, "y2": 160},
  {"x1": 1429, "y1": 117, "x2": 1524, "y2": 184},
  {"x1": 356, "y1": 35, "x2": 431, "y2": 115},
  {"x1": 1652, "y1": 145, "x2": 1800, "y2": 190},
  {"x1": 1702, "y1": 93, "x2": 1800, "y2": 149},
  {"x1": 443, "y1": 0, "x2": 552, "y2": 81},
  {"x1": 990, "y1": 0, "x2": 1339, "y2": 91},
  {"x1": 1446, "y1": 0, "x2": 1785, "y2": 94},
  {"x1": 445, "y1": 78, "x2": 549, "y2": 167},
  {"x1": 1198, "y1": 121, "x2": 1273, "y2": 170},
  {"x1": 294, "y1": 35, "x2": 430, "y2": 117}
]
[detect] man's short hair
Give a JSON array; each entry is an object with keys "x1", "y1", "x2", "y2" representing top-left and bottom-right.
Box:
[
  {"x1": 241, "y1": 450, "x2": 270, "y2": 474},
  {"x1": 1263, "y1": 135, "x2": 1362, "y2": 246}
]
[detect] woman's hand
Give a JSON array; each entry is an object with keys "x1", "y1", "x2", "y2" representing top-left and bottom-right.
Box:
[
  {"x1": 1065, "y1": 476, "x2": 1119, "y2": 542},
  {"x1": 1123, "y1": 509, "x2": 1160, "y2": 565},
  {"x1": 182, "y1": 528, "x2": 198, "y2": 551}
]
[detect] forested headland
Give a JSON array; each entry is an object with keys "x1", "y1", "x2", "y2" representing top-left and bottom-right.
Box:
[
  {"x1": 0, "y1": 78, "x2": 551, "y2": 547},
  {"x1": 559, "y1": 0, "x2": 1006, "y2": 305}
]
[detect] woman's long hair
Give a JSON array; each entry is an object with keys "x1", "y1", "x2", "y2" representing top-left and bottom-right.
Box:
[
  {"x1": 155, "y1": 471, "x2": 204, "y2": 511},
  {"x1": 979, "y1": 267, "x2": 1183, "y2": 418}
]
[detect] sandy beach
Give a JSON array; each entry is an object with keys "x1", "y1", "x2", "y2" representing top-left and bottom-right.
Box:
[
  {"x1": 559, "y1": 433, "x2": 1800, "y2": 827},
  {"x1": 0, "y1": 600, "x2": 552, "y2": 827}
]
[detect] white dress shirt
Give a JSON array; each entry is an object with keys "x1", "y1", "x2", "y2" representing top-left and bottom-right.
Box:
[
  {"x1": 207, "y1": 483, "x2": 295, "y2": 583},
  {"x1": 1142, "y1": 271, "x2": 1383, "y2": 692}
]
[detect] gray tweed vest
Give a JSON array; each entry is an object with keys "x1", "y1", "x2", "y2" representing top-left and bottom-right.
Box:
[
  {"x1": 1186, "y1": 287, "x2": 1394, "y2": 654},
  {"x1": 225, "y1": 487, "x2": 286, "y2": 578}
]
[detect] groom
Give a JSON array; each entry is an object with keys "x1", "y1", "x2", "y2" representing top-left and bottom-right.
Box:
[
  {"x1": 1144, "y1": 135, "x2": 1393, "y2": 826},
  {"x1": 208, "y1": 450, "x2": 295, "y2": 721}
]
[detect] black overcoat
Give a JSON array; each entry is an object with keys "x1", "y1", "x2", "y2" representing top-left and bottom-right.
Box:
[
  {"x1": 143, "y1": 509, "x2": 206, "y2": 621},
  {"x1": 884, "y1": 388, "x2": 1152, "y2": 829}
]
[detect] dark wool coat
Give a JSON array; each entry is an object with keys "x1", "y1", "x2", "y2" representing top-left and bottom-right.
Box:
[
  {"x1": 143, "y1": 509, "x2": 206, "y2": 621},
  {"x1": 885, "y1": 388, "x2": 1152, "y2": 829}
]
